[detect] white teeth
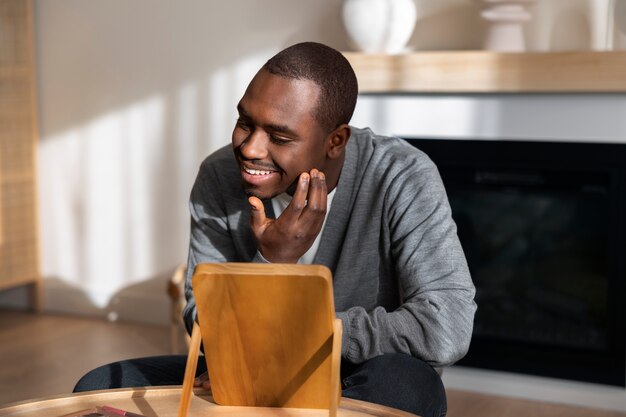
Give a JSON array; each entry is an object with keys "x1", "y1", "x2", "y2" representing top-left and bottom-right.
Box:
[{"x1": 244, "y1": 167, "x2": 272, "y2": 175}]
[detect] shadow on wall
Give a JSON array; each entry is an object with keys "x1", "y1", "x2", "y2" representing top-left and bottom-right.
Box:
[
  {"x1": 28, "y1": 0, "x2": 349, "y2": 323},
  {"x1": 37, "y1": 1, "x2": 349, "y2": 137},
  {"x1": 0, "y1": 264, "x2": 180, "y2": 327}
]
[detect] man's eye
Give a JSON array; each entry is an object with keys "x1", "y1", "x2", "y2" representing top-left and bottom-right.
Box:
[{"x1": 269, "y1": 135, "x2": 290, "y2": 145}]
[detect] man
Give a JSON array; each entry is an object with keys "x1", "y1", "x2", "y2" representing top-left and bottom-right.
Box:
[{"x1": 75, "y1": 42, "x2": 476, "y2": 417}]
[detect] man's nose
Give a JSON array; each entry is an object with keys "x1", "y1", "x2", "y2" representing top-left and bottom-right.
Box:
[{"x1": 240, "y1": 130, "x2": 268, "y2": 160}]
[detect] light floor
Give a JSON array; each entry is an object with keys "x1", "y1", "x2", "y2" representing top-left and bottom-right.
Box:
[{"x1": 0, "y1": 310, "x2": 624, "y2": 417}]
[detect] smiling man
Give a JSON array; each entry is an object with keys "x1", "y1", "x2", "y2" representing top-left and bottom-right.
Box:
[
  {"x1": 75, "y1": 42, "x2": 476, "y2": 417},
  {"x1": 182, "y1": 42, "x2": 476, "y2": 417}
]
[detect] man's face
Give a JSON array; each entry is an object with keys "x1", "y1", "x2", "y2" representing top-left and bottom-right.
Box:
[{"x1": 232, "y1": 70, "x2": 329, "y2": 200}]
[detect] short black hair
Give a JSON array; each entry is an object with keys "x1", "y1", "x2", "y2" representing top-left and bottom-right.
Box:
[{"x1": 263, "y1": 42, "x2": 358, "y2": 132}]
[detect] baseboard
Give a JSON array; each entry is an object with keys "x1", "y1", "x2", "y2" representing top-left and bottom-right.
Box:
[{"x1": 443, "y1": 366, "x2": 626, "y2": 412}]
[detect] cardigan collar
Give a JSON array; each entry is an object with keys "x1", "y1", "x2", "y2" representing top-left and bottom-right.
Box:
[{"x1": 313, "y1": 129, "x2": 361, "y2": 270}]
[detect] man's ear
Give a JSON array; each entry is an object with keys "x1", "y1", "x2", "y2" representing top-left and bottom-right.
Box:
[{"x1": 326, "y1": 124, "x2": 351, "y2": 160}]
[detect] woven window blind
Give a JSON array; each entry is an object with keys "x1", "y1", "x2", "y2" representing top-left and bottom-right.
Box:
[{"x1": 0, "y1": 0, "x2": 41, "y2": 306}]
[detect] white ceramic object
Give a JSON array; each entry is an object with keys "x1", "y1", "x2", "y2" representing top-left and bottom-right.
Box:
[
  {"x1": 477, "y1": 0, "x2": 536, "y2": 52},
  {"x1": 612, "y1": 0, "x2": 626, "y2": 49},
  {"x1": 342, "y1": 0, "x2": 417, "y2": 54},
  {"x1": 589, "y1": 0, "x2": 611, "y2": 50}
]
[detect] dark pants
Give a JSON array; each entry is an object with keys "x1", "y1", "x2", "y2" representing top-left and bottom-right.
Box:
[{"x1": 74, "y1": 353, "x2": 446, "y2": 417}]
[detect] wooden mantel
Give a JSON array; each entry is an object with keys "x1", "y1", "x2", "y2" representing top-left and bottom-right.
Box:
[{"x1": 342, "y1": 51, "x2": 626, "y2": 94}]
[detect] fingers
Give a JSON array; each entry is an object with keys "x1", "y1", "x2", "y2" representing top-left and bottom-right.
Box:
[
  {"x1": 283, "y1": 169, "x2": 327, "y2": 224},
  {"x1": 248, "y1": 196, "x2": 267, "y2": 234},
  {"x1": 282, "y1": 172, "x2": 310, "y2": 220},
  {"x1": 194, "y1": 371, "x2": 209, "y2": 388},
  {"x1": 304, "y1": 169, "x2": 327, "y2": 219}
]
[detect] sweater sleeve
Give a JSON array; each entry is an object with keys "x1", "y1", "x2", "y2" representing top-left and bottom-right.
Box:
[
  {"x1": 337, "y1": 156, "x2": 477, "y2": 367},
  {"x1": 182, "y1": 159, "x2": 238, "y2": 334}
]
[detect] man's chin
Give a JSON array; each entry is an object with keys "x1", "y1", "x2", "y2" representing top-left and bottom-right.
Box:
[
  {"x1": 242, "y1": 177, "x2": 297, "y2": 200},
  {"x1": 243, "y1": 188, "x2": 279, "y2": 201}
]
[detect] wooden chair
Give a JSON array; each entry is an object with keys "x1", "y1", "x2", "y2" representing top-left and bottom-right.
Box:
[
  {"x1": 167, "y1": 263, "x2": 191, "y2": 354},
  {"x1": 177, "y1": 263, "x2": 342, "y2": 417}
]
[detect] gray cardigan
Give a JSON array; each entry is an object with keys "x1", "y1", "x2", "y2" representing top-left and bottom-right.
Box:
[{"x1": 184, "y1": 127, "x2": 476, "y2": 367}]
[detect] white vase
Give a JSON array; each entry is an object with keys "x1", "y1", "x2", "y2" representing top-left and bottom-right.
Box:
[
  {"x1": 342, "y1": 0, "x2": 417, "y2": 54},
  {"x1": 589, "y1": 0, "x2": 611, "y2": 50},
  {"x1": 477, "y1": 0, "x2": 536, "y2": 52},
  {"x1": 611, "y1": 0, "x2": 626, "y2": 49}
]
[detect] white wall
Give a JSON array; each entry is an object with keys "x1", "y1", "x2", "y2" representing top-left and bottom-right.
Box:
[
  {"x1": 351, "y1": 93, "x2": 626, "y2": 142},
  {"x1": 0, "y1": 0, "x2": 349, "y2": 323},
  {"x1": 1, "y1": 0, "x2": 623, "y2": 324}
]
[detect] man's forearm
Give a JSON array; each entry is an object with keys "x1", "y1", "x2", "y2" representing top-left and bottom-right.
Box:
[{"x1": 337, "y1": 289, "x2": 476, "y2": 366}]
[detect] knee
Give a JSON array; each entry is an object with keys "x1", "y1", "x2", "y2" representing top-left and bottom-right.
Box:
[
  {"x1": 73, "y1": 358, "x2": 153, "y2": 392},
  {"x1": 342, "y1": 354, "x2": 447, "y2": 417},
  {"x1": 374, "y1": 353, "x2": 443, "y2": 389},
  {"x1": 73, "y1": 363, "x2": 120, "y2": 392},
  {"x1": 74, "y1": 355, "x2": 196, "y2": 392}
]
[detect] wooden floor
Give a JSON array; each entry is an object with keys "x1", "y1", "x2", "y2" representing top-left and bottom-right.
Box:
[{"x1": 1, "y1": 309, "x2": 625, "y2": 417}]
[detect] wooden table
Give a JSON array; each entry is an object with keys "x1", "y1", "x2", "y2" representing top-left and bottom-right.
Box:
[{"x1": 0, "y1": 386, "x2": 417, "y2": 417}]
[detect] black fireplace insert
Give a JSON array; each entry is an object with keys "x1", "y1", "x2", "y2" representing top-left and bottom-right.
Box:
[{"x1": 404, "y1": 138, "x2": 626, "y2": 387}]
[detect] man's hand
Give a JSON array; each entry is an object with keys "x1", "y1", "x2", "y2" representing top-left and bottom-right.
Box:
[
  {"x1": 194, "y1": 371, "x2": 211, "y2": 390},
  {"x1": 249, "y1": 169, "x2": 328, "y2": 263}
]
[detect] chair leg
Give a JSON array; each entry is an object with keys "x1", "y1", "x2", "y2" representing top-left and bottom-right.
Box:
[
  {"x1": 177, "y1": 321, "x2": 202, "y2": 417},
  {"x1": 329, "y1": 319, "x2": 342, "y2": 417}
]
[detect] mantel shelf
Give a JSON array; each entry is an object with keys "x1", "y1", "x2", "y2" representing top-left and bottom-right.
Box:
[{"x1": 342, "y1": 51, "x2": 626, "y2": 94}]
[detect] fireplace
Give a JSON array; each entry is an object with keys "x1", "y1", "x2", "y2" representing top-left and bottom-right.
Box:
[{"x1": 404, "y1": 138, "x2": 626, "y2": 387}]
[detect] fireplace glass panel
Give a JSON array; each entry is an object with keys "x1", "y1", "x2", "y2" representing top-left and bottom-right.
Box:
[
  {"x1": 450, "y1": 172, "x2": 609, "y2": 351},
  {"x1": 404, "y1": 138, "x2": 626, "y2": 386}
]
